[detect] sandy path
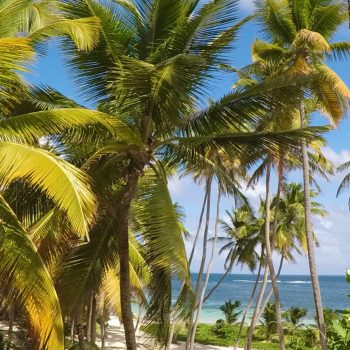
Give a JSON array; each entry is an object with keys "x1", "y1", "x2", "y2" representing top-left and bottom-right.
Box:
[{"x1": 99, "y1": 317, "x2": 241, "y2": 350}]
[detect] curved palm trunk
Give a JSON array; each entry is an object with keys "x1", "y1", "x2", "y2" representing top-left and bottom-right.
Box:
[
  {"x1": 8, "y1": 307, "x2": 14, "y2": 349},
  {"x1": 166, "y1": 322, "x2": 175, "y2": 350},
  {"x1": 167, "y1": 189, "x2": 208, "y2": 349},
  {"x1": 91, "y1": 295, "x2": 97, "y2": 344},
  {"x1": 234, "y1": 258, "x2": 262, "y2": 350},
  {"x1": 246, "y1": 265, "x2": 269, "y2": 350},
  {"x1": 76, "y1": 322, "x2": 87, "y2": 350},
  {"x1": 189, "y1": 189, "x2": 209, "y2": 266},
  {"x1": 87, "y1": 296, "x2": 92, "y2": 342},
  {"x1": 256, "y1": 256, "x2": 284, "y2": 321},
  {"x1": 246, "y1": 165, "x2": 284, "y2": 350},
  {"x1": 71, "y1": 318, "x2": 75, "y2": 345},
  {"x1": 271, "y1": 158, "x2": 283, "y2": 248},
  {"x1": 300, "y1": 103, "x2": 328, "y2": 350},
  {"x1": 263, "y1": 165, "x2": 285, "y2": 350},
  {"x1": 203, "y1": 257, "x2": 234, "y2": 303},
  {"x1": 186, "y1": 177, "x2": 212, "y2": 350},
  {"x1": 100, "y1": 296, "x2": 107, "y2": 350},
  {"x1": 117, "y1": 167, "x2": 142, "y2": 350},
  {"x1": 189, "y1": 187, "x2": 221, "y2": 350}
]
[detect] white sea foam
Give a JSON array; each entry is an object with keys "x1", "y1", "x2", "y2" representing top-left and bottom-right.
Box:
[
  {"x1": 235, "y1": 279, "x2": 254, "y2": 283},
  {"x1": 286, "y1": 281, "x2": 311, "y2": 284}
]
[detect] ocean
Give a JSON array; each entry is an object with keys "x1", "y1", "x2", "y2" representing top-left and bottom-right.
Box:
[{"x1": 175, "y1": 274, "x2": 349, "y2": 324}]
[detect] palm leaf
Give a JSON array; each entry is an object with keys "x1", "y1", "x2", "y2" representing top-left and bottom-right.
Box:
[
  {"x1": 0, "y1": 194, "x2": 63, "y2": 350},
  {"x1": 0, "y1": 142, "x2": 96, "y2": 236},
  {"x1": 133, "y1": 165, "x2": 189, "y2": 279},
  {"x1": 0, "y1": 108, "x2": 141, "y2": 145},
  {"x1": 30, "y1": 17, "x2": 101, "y2": 51}
]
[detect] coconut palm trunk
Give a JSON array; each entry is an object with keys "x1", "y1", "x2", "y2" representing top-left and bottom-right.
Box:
[
  {"x1": 234, "y1": 257, "x2": 262, "y2": 350},
  {"x1": 189, "y1": 189, "x2": 209, "y2": 265},
  {"x1": 87, "y1": 297, "x2": 92, "y2": 341},
  {"x1": 246, "y1": 264, "x2": 268, "y2": 350},
  {"x1": 300, "y1": 102, "x2": 328, "y2": 350},
  {"x1": 116, "y1": 166, "x2": 142, "y2": 350},
  {"x1": 76, "y1": 322, "x2": 87, "y2": 350},
  {"x1": 189, "y1": 187, "x2": 221, "y2": 350},
  {"x1": 256, "y1": 256, "x2": 284, "y2": 321},
  {"x1": 271, "y1": 158, "x2": 283, "y2": 247},
  {"x1": 91, "y1": 295, "x2": 97, "y2": 344},
  {"x1": 8, "y1": 307, "x2": 14, "y2": 346},
  {"x1": 263, "y1": 165, "x2": 285, "y2": 350},
  {"x1": 167, "y1": 189, "x2": 209, "y2": 349},
  {"x1": 71, "y1": 319, "x2": 75, "y2": 345},
  {"x1": 203, "y1": 257, "x2": 234, "y2": 303},
  {"x1": 186, "y1": 177, "x2": 212, "y2": 349}
]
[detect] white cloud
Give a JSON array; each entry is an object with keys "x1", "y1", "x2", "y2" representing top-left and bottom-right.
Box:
[
  {"x1": 245, "y1": 181, "x2": 266, "y2": 199},
  {"x1": 168, "y1": 175, "x2": 184, "y2": 196},
  {"x1": 322, "y1": 146, "x2": 350, "y2": 166}
]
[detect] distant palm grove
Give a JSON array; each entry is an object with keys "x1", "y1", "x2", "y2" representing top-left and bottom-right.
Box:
[{"x1": 0, "y1": 0, "x2": 350, "y2": 350}]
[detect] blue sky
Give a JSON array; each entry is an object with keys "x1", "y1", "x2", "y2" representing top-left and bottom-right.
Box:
[{"x1": 25, "y1": 0, "x2": 350, "y2": 275}]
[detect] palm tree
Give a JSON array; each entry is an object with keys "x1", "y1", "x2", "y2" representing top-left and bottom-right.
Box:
[
  {"x1": 56, "y1": 1, "x2": 322, "y2": 348},
  {"x1": 210, "y1": 203, "x2": 262, "y2": 300},
  {"x1": 184, "y1": 150, "x2": 249, "y2": 350},
  {"x1": 261, "y1": 302, "x2": 278, "y2": 340},
  {"x1": 219, "y1": 300, "x2": 242, "y2": 325},
  {"x1": 284, "y1": 307, "x2": 307, "y2": 328},
  {"x1": 254, "y1": 2, "x2": 350, "y2": 348},
  {"x1": 0, "y1": 1, "x2": 130, "y2": 348},
  {"x1": 213, "y1": 204, "x2": 263, "y2": 350},
  {"x1": 246, "y1": 182, "x2": 327, "y2": 350}
]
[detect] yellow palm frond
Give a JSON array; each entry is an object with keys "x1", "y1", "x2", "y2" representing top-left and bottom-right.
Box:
[
  {"x1": 0, "y1": 108, "x2": 142, "y2": 145},
  {"x1": 0, "y1": 37, "x2": 34, "y2": 71},
  {"x1": 317, "y1": 64, "x2": 350, "y2": 100},
  {"x1": 30, "y1": 17, "x2": 101, "y2": 52},
  {"x1": 0, "y1": 142, "x2": 96, "y2": 237},
  {"x1": 293, "y1": 29, "x2": 330, "y2": 53},
  {"x1": 0, "y1": 194, "x2": 63, "y2": 350}
]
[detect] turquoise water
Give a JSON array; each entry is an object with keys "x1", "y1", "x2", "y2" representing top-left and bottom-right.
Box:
[{"x1": 174, "y1": 274, "x2": 349, "y2": 324}]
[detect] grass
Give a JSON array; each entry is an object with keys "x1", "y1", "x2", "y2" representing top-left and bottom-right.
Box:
[
  {"x1": 176, "y1": 323, "x2": 278, "y2": 349},
  {"x1": 175, "y1": 323, "x2": 317, "y2": 350}
]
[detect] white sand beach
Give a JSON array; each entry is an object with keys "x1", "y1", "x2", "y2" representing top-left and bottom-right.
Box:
[{"x1": 98, "y1": 316, "x2": 242, "y2": 350}]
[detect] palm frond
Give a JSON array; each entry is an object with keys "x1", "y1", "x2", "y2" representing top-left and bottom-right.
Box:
[
  {"x1": 0, "y1": 142, "x2": 96, "y2": 236},
  {"x1": 30, "y1": 17, "x2": 101, "y2": 51},
  {"x1": 0, "y1": 108, "x2": 141, "y2": 145},
  {"x1": 133, "y1": 165, "x2": 189, "y2": 279},
  {"x1": 0, "y1": 194, "x2": 63, "y2": 350}
]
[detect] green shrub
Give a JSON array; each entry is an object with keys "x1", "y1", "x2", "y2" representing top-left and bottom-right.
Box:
[
  {"x1": 212, "y1": 322, "x2": 236, "y2": 340},
  {"x1": 287, "y1": 335, "x2": 306, "y2": 350}
]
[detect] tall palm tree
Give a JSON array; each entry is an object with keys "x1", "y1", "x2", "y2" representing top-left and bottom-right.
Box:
[
  {"x1": 254, "y1": 2, "x2": 350, "y2": 348},
  {"x1": 217, "y1": 204, "x2": 263, "y2": 350},
  {"x1": 57, "y1": 1, "x2": 321, "y2": 348},
  {"x1": 255, "y1": 182, "x2": 327, "y2": 321},
  {"x1": 185, "y1": 149, "x2": 248, "y2": 350},
  {"x1": 0, "y1": 1, "x2": 130, "y2": 348},
  {"x1": 234, "y1": 55, "x2": 324, "y2": 350}
]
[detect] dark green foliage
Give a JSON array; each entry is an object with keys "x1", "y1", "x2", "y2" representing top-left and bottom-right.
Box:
[
  {"x1": 327, "y1": 313, "x2": 350, "y2": 350},
  {"x1": 261, "y1": 302, "x2": 278, "y2": 340},
  {"x1": 287, "y1": 334, "x2": 306, "y2": 350},
  {"x1": 174, "y1": 323, "x2": 316, "y2": 349},
  {"x1": 327, "y1": 272, "x2": 350, "y2": 350},
  {"x1": 219, "y1": 300, "x2": 242, "y2": 324},
  {"x1": 284, "y1": 307, "x2": 308, "y2": 327},
  {"x1": 212, "y1": 322, "x2": 236, "y2": 340}
]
